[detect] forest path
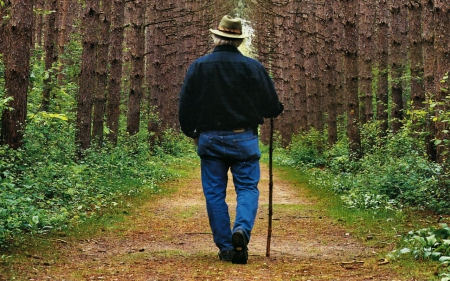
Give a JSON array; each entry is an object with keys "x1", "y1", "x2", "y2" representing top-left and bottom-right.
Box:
[{"x1": 7, "y1": 163, "x2": 404, "y2": 280}]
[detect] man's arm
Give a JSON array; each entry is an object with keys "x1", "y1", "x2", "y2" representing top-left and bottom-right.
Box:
[{"x1": 179, "y1": 64, "x2": 200, "y2": 138}]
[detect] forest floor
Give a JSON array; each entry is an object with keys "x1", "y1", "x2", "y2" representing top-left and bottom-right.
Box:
[{"x1": 0, "y1": 163, "x2": 433, "y2": 280}]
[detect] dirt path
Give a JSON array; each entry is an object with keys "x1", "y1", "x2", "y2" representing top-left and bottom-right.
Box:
[{"x1": 6, "y1": 164, "x2": 406, "y2": 280}]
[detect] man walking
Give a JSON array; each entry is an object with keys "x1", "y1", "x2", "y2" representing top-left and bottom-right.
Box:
[{"x1": 178, "y1": 15, "x2": 283, "y2": 264}]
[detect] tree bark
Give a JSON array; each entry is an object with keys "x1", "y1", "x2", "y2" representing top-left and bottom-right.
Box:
[
  {"x1": 0, "y1": 3, "x2": 9, "y2": 54},
  {"x1": 389, "y1": 0, "x2": 407, "y2": 134},
  {"x1": 434, "y1": 1, "x2": 450, "y2": 165},
  {"x1": 56, "y1": 0, "x2": 78, "y2": 83},
  {"x1": 33, "y1": 0, "x2": 45, "y2": 47},
  {"x1": 304, "y1": 0, "x2": 321, "y2": 131},
  {"x1": 126, "y1": 0, "x2": 145, "y2": 136},
  {"x1": 421, "y1": 0, "x2": 437, "y2": 161},
  {"x1": 107, "y1": 0, "x2": 125, "y2": 144},
  {"x1": 92, "y1": 0, "x2": 111, "y2": 146},
  {"x1": 358, "y1": 0, "x2": 376, "y2": 123},
  {"x1": 342, "y1": 0, "x2": 361, "y2": 157},
  {"x1": 41, "y1": 0, "x2": 58, "y2": 112},
  {"x1": 1, "y1": 0, "x2": 33, "y2": 149},
  {"x1": 376, "y1": 0, "x2": 390, "y2": 135},
  {"x1": 408, "y1": 0, "x2": 425, "y2": 110},
  {"x1": 323, "y1": 0, "x2": 338, "y2": 145},
  {"x1": 76, "y1": 1, "x2": 99, "y2": 153}
]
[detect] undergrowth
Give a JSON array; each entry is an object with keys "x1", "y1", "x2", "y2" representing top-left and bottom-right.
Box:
[
  {"x1": 0, "y1": 43, "x2": 197, "y2": 249},
  {"x1": 273, "y1": 118, "x2": 450, "y2": 280},
  {"x1": 0, "y1": 123, "x2": 196, "y2": 249}
]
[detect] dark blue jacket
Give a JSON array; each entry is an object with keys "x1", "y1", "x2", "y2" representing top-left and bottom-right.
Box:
[{"x1": 179, "y1": 45, "x2": 284, "y2": 138}]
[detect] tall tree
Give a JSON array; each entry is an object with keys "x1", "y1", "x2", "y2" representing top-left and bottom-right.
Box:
[
  {"x1": 408, "y1": 0, "x2": 425, "y2": 110},
  {"x1": 41, "y1": 0, "x2": 58, "y2": 112},
  {"x1": 76, "y1": 0, "x2": 99, "y2": 152},
  {"x1": 0, "y1": 2, "x2": 9, "y2": 54},
  {"x1": 342, "y1": 0, "x2": 361, "y2": 157},
  {"x1": 1, "y1": 0, "x2": 33, "y2": 149},
  {"x1": 33, "y1": 0, "x2": 45, "y2": 47},
  {"x1": 358, "y1": 0, "x2": 376, "y2": 123},
  {"x1": 107, "y1": 0, "x2": 125, "y2": 144},
  {"x1": 376, "y1": 0, "x2": 389, "y2": 135},
  {"x1": 434, "y1": 1, "x2": 450, "y2": 165},
  {"x1": 421, "y1": 0, "x2": 437, "y2": 161},
  {"x1": 389, "y1": 0, "x2": 407, "y2": 133},
  {"x1": 304, "y1": 0, "x2": 321, "y2": 130},
  {"x1": 422, "y1": 0, "x2": 436, "y2": 98},
  {"x1": 92, "y1": 0, "x2": 111, "y2": 145},
  {"x1": 322, "y1": 0, "x2": 339, "y2": 145},
  {"x1": 126, "y1": 0, "x2": 145, "y2": 136},
  {"x1": 287, "y1": 1, "x2": 306, "y2": 140},
  {"x1": 57, "y1": 0, "x2": 79, "y2": 83}
]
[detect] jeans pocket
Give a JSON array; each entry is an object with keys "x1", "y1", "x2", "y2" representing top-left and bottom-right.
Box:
[
  {"x1": 197, "y1": 134, "x2": 209, "y2": 157},
  {"x1": 234, "y1": 135, "x2": 261, "y2": 160}
]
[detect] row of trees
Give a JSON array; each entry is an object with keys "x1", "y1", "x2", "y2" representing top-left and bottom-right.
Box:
[
  {"x1": 0, "y1": 0, "x2": 235, "y2": 153},
  {"x1": 1, "y1": 0, "x2": 449, "y2": 165},
  {"x1": 248, "y1": 0, "x2": 449, "y2": 166}
]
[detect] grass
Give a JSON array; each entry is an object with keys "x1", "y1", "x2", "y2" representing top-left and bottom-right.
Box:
[
  {"x1": 1, "y1": 151, "x2": 444, "y2": 280},
  {"x1": 272, "y1": 163, "x2": 442, "y2": 280},
  {"x1": 0, "y1": 157, "x2": 199, "y2": 279}
]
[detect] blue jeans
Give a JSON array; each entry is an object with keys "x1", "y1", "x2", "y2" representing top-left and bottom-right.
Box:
[{"x1": 197, "y1": 129, "x2": 261, "y2": 252}]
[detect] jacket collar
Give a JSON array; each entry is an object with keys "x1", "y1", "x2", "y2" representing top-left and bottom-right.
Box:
[{"x1": 213, "y1": 45, "x2": 241, "y2": 53}]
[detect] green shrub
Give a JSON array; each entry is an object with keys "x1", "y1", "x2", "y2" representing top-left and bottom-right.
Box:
[
  {"x1": 278, "y1": 122, "x2": 447, "y2": 213},
  {"x1": 152, "y1": 128, "x2": 196, "y2": 158},
  {"x1": 285, "y1": 128, "x2": 328, "y2": 168},
  {"x1": 0, "y1": 122, "x2": 189, "y2": 248}
]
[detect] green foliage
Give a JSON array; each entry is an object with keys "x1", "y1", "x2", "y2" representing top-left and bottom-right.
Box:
[
  {"x1": 339, "y1": 126, "x2": 442, "y2": 211},
  {"x1": 152, "y1": 128, "x2": 196, "y2": 158},
  {"x1": 283, "y1": 128, "x2": 328, "y2": 168},
  {"x1": 0, "y1": 40, "x2": 195, "y2": 248},
  {"x1": 0, "y1": 124, "x2": 192, "y2": 247},
  {"x1": 28, "y1": 42, "x2": 80, "y2": 116},
  {"x1": 277, "y1": 121, "x2": 447, "y2": 213},
  {"x1": 389, "y1": 224, "x2": 450, "y2": 280}
]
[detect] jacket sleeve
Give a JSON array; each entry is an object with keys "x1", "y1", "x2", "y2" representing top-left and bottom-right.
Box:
[
  {"x1": 178, "y1": 64, "x2": 200, "y2": 138},
  {"x1": 256, "y1": 64, "x2": 284, "y2": 118}
]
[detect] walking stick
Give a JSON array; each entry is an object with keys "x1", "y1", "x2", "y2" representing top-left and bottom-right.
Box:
[{"x1": 266, "y1": 118, "x2": 274, "y2": 257}]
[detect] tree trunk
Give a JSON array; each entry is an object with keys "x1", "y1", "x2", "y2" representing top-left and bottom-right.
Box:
[
  {"x1": 422, "y1": 0, "x2": 437, "y2": 161},
  {"x1": 434, "y1": 1, "x2": 450, "y2": 165},
  {"x1": 376, "y1": 0, "x2": 390, "y2": 135},
  {"x1": 56, "y1": 0, "x2": 77, "y2": 83},
  {"x1": 92, "y1": 0, "x2": 111, "y2": 146},
  {"x1": 76, "y1": 1, "x2": 99, "y2": 153},
  {"x1": 290, "y1": 2, "x2": 307, "y2": 138},
  {"x1": 408, "y1": 0, "x2": 425, "y2": 110},
  {"x1": 126, "y1": 0, "x2": 145, "y2": 136},
  {"x1": 358, "y1": 0, "x2": 376, "y2": 123},
  {"x1": 0, "y1": 3, "x2": 8, "y2": 54},
  {"x1": 323, "y1": 0, "x2": 338, "y2": 145},
  {"x1": 304, "y1": 0, "x2": 321, "y2": 131},
  {"x1": 342, "y1": 0, "x2": 361, "y2": 157},
  {"x1": 33, "y1": 0, "x2": 45, "y2": 47},
  {"x1": 1, "y1": 0, "x2": 33, "y2": 149},
  {"x1": 41, "y1": 0, "x2": 58, "y2": 112},
  {"x1": 333, "y1": 1, "x2": 346, "y2": 120},
  {"x1": 107, "y1": 0, "x2": 125, "y2": 144},
  {"x1": 389, "y1": 0, "x2": 407, "y2": 133}
]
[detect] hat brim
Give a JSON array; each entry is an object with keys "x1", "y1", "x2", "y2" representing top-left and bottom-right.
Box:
[{"x1": 210, "y1": 29, "x2": 250, "y2": 39}]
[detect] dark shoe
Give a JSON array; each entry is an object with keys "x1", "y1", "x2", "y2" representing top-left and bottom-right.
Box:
[
  {"x1": 232, "y1": 229, "x2": 248, "y2": 264},
  {"x1": 218, "y1": 249, "x2": 234, "y2": 262}
]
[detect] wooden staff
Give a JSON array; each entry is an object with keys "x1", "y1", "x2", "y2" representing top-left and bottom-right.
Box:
[{"x1": 266, "y1": 118, "x2": 274, "y2": 257}]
